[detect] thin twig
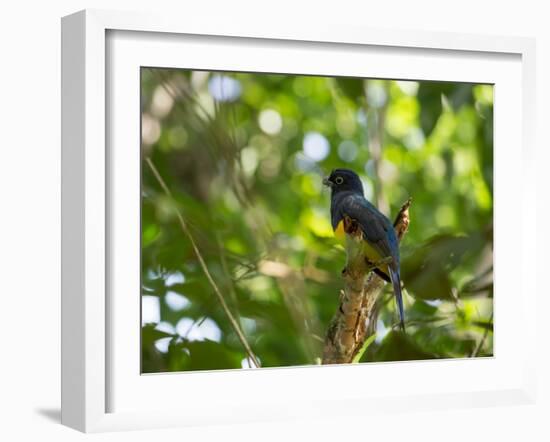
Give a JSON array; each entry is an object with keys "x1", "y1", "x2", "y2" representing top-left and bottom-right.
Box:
[
  {"x1": 471, "y1": 312, "x2": 493, "y2": 357},
  {"x1": 145, "y1": 157, "x2": 261, "y2": 367}
]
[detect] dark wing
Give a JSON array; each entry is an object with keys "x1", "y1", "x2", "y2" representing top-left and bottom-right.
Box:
[{"x1": 338, "y1": 193, "x2": 399, "y2": 262}]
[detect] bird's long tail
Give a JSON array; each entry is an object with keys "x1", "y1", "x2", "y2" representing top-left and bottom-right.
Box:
[{"x1": 388, "y1": 265, "x2": 405, "y2": 332}]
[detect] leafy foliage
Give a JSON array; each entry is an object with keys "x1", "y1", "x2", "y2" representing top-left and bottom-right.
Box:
[{"x1": 140, "y1": 68, "x2": 493, "y2": 372}]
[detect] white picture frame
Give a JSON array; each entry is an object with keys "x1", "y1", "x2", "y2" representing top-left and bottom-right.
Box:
[{"x1": 61, "y1": 9, "x2": 537, "y2": 433}]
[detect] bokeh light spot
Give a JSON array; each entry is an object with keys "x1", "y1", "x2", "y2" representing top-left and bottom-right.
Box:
[
  {"x1": 258, "y1": 109, "x2": 283, "y2": 135},
  {"x1": 165, "y1": 291, "x2": 190, "y2": 311},
  {"x1": 142, "y1": 296, "x2": 160, "y2": 325},
  {"x1": 303, "y1": 132, "x2": 330, "y2": 162},
  {"x1": 396, "y1": 80, "x2": 419, "y2": 96},
  {"x1": 165, "y1": 271, "x2": 185, "y2": 286},
  {"x1": 240, "y1": 146, "x2": 259, "y2": 176},
  {"x1": 404, "y1": 127, "x2": 425, "y2": 150},
  {"x1": 155, "y1": 321, "x2": 176, "y2": 335},
  {"x1": 366, "y1": 82, "x2": 387, "y2": 108},
  {"x1": 338, "y1": 140, "x2": 358, "y2": 162},
  {"x1": 154, "y1": 337, "x2": 172, "y2": 353},
  {"x1": 176, "y1": 317, "x2": 222, "y2": 342},
  {"x1": 141, "y1": 114, "x2": 161, "y2": 145},
  {"x1": 208, "y1": 75, "x2": 242, "y2": 102},
  {"x1": 151, "y1": 84, "x2": 174, "y2": 118}
]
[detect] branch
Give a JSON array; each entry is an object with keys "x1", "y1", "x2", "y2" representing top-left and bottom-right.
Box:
[
  {"x1": 365, "y1": 80, "x2": 390, "y2": 215},
  {"x1": 322, "y1": 198, "x2": 412, "y2": 364},
  {"x1": 145, "y1": 157, "x2": 261, "y2": 368}
]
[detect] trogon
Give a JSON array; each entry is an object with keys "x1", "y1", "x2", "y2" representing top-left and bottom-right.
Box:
[{"x1": 323, "y1": 168, "x2": 405, "y2": 331}]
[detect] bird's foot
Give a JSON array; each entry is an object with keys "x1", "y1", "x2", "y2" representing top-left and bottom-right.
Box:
[{"x1": 364, "y1": 256, "x2": 393, "y2": 271}]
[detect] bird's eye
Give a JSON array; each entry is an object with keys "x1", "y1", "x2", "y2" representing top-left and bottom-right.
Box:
[{"x1": 335, "y1": 176, "x2": 344, "y2": 185}]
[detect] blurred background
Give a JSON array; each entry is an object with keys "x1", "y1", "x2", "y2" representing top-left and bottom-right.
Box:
[{"x1": 140, "y1": 68, "x2": 493, "y2": 373}]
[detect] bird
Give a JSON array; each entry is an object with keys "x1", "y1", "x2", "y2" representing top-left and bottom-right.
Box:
[{"x1": 323, "y1": 168, "x2": 405, "y2": 331}]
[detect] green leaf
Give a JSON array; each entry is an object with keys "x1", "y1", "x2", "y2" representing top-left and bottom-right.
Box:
[
  {"x1": 373, "y1": 331, "x2": 438, "y2": 362},
  {"x1": 416, "y1": 82, "x2": 473, "y2": 135},
  {"x1": 142, "y1": 324, "x2": 175, "y2": 341},
  {"x1": 335, "y1": 78, "x2": 364, "y2": 101},
  {"x1": 401, "y1": 233, "x2": 483, "y2": 300},
  {"x1": 182, "y1": 340, "x2": 242, "y2": 371},
  {"x1": 353, "y1": 333, "x2": 377, "y2": 363}
]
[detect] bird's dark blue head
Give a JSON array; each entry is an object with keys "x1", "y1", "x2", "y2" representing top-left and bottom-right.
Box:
[{"x1": 323, "y1": 168, "x2": 364, "y2": 196}]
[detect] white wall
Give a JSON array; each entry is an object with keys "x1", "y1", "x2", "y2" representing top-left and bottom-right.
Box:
[{"x1": 0, "y1": 1, "x2": 547, "y2": 440}]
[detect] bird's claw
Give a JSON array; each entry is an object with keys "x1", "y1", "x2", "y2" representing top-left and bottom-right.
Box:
[{"x1": 364, "y1": 256, "x2": 393, "y2": 271}]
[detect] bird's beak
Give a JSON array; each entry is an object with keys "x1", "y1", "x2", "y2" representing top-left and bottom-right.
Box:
[{"x1": 322, "y1": 177, "x2": 333, "y2": 187}]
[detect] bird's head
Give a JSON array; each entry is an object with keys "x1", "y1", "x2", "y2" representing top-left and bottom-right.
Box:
[{"x1": 323, "y1": 168, "x2": 364, "y2": 196}]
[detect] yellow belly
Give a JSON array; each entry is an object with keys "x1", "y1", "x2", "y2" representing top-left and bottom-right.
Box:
[
  {"x1": 334, "y1": 219, "x2": 388, "y2": 274},
  {"x1": 362, "y1": 241, "x2": 389, "y2": 274},
  {"x1": 334, "y1": 219, "x2": 346, "y2": 240}
]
